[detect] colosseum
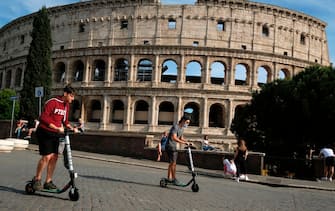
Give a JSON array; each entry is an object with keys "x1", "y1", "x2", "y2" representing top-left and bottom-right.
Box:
[{"x1": 0, "y1": 0, "x2": 330, "y2": 149}]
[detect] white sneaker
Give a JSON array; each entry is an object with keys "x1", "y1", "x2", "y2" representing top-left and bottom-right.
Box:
[
  {"x1": 239, "y1": 175, "x2": 246, "y2": 180},
  {"x1": 235, "y1": 177, "x2": 240, "y2": 183},
  {"x1": 245, "y1": 175, "x2": 249, "y2": 181},
  {"x1": 321, "y1": 177, "x2": 328, "y2": 181},
  {"x1": 329, "y1": 177, "x2": 332, "y2": 182}
]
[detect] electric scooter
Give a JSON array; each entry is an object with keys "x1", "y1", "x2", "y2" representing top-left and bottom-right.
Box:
[
  {"x1": 25, "y1": 128, "x2": 80, "y2": 201},
  {"x1": 160, "y1": 144, "x2": 199, "y2": 192}
]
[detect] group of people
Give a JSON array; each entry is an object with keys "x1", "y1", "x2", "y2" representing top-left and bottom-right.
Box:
[
  {"x1": 156, "y1": 123, "x2": 249, "y2": 183},
  {"x1": 30, "y1": 85, "x2": 334, "y2": 192}
]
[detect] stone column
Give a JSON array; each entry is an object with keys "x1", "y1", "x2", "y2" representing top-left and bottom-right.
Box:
[
  {"x1": 227, "y1": 58, "x2": 235, "y2": 86},
  {"x1": 128, "y1": 54, "x2": 135, "y2": 83},
  {"x1": 65, "y1": 60, "x2": 71, "y2": 84},
  {"x1": 272, "y1": 62, "x2": 278, "y2": 81},
  {"x1": 149, "y1": 96, "x2": 157, "y2": 132},
  {"x1": 80, "y1": 96, "x2": 87, "y2": 123},
  {"x1": 177, "y1": 97, "x2": 183, "y2": 121},
  {"x1": 226, "y1": 99, "x2": 234, "y2": 136},
  {"x1": 152, "y1": 54, "x2": 160, "y2": 85},
  {"x1": 201, "y1": 97, "x2": 208, "y2": 131},
  {"x1": 250, "y1": 59, "x2": 258, "y2": 89},
  {"x1": 99, "y1": 95, "x2": 109, "y2": 130},
  {"x1": 83, "y1": 57, "x2": 91, "y2": 86},
  {"x1": 104, "y1": 55, "x2": 112, "y2": 86},
  {"x1": 178, "y1": 55, "x2": 185, "y2": 85},
  {"x1": 124, "y1": 95, "x2": 132, "y2": 131},
  {"x1": 204, "y1": 56, "x2": 210, "y2": 84}
]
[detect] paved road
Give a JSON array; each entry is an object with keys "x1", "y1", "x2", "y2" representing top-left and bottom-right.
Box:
[{"x1": 0, "y1": 150, "x2": 334, "y2": 211}]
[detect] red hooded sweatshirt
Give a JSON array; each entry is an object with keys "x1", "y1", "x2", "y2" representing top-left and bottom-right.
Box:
[{"x1": 38, "y1": 96, "x2": 70, "y2": 133}]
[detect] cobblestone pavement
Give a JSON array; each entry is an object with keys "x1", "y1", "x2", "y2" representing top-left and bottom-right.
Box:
[{"x1": 0, "y1": 149, "x2": 334, "y2": 211}]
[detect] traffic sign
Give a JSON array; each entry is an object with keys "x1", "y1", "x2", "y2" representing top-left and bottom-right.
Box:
[
  {"x1": 10, "y1": 96, "x2": 18, "y2": 101},
  {"x1": 35, "y1": 87, "x2": 44, "y2": 98}
]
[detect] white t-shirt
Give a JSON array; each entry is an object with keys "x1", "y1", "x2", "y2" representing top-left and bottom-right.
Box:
[
  {"x1": 203, "y1": 139, "x2": 209, "y2": 146},
  {"x1": 319, "y1": 148, "x2": 335, "y2": 158}
]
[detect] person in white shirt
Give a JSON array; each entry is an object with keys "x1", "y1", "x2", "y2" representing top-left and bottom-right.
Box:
[
  {"x1": 202, "y1": 135, "x2": 214, "y2": 151},
  {"x1": 319, "y1": 145, "x2": 335, "y2": 181}
]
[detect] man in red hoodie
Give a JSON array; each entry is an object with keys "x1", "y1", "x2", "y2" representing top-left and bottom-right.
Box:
[{"x1": 32, "y1": 85, "x2": 78, "y2": 190}]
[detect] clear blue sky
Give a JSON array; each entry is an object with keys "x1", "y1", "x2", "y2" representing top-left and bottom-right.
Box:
[{"x1": 0, "y1": 0, "x2": 334, "y2": 64}]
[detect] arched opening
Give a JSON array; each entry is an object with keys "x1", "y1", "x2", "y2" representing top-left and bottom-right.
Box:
[
  {"x1": 88, "y1": 100, "x2": 101, "y2": 122},
  {"x1": 69, "y1": 100, "x2": 81, "y2": 121},
  {"x1": 184, "y1": 102, "x2": 200, "y2": 126},
  {"x1": 210, "y1": 61, "x2": 225, "y2": 85},
  {"x1": 15, "y1": 68, "x2": 23, "y2": 87},
  {"x1": 257, "y1": 66, "x2": 271, "y2": 86},
  {"x1": 137, "y1": 59, "x2": 152, "y2": 82},
  {"x1": 5, "y1": 69, "x2": 11, "y2": 88},
  {"x1": 111, "y1": 100, "x2": 124, "y2": 123},
  {"x1": 235, "y1": 64, "x2": 248, "y2": 85},
  {"x1": 134, "y1": 100, "x2": 149, "y2": 124},
  {"x1": 158, "y1": 101, "x2": 174, "y2": 125},
  {"x1": 114, "y1": 58, "x2": 129, "y2": 81},
  {"x1": 93, "y1": 60, "x2": 105, "y2": 81},
  {"x1": 161, "y1": 59, "x2": 177, "y2": 83},
  {"x1": 209, "y1": 103, "x2": 225, "y2": 128},
  {"x1": 278, "y1": 69, "x2": 289, "y2": 80},
  {"x1": 54, "y1": 62, "x2": 66, "y2": 83},
  {"x1": 72, "y1": 60, "x2": 84, "y2": 82},
  {"x1": 186, "y1": 61, "x2": 202, "y2": 83}
]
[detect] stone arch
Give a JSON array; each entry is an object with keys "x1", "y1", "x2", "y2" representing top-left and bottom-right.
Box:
[
  {"x1": 111, "y1": 99, "x2": 124, "y2": 123},
  {"x1": 93, "y1": 59, "x2": 106, "y2": 81},
  {"x1": 88, "y1": 99, "x2": 101, "y2": 122},
  {"x1": 257, "y1": 65, "x2": 271, "y2": 86},
  {"x1": 278, "y1": 68, "x2": 290, "y2": 79},
  {"x1": 186, "y1": 61, "x2": 202, "y2": 83},
  {"x1": 161, "y1": 59, "x2": 178, "y2": 83},
  {"x1": 54, "y1": 62, "x2": 66, "y2": 83},
  {"x1": 15, "y1": 68, "x2": 23, "y2": 87},
  {"x1": 235, "y1": 63, "x2": 249, "y2": 86},
  {"x1": 184, "y1": 102, "x2": 200, "y2": 126},
  {"x1": 72, "y1": 60, "x2": 84, "y2": 82},
  {"x1": 234, "y1": 103, "x2": 248, "y2": 122},
  {"x1": 134, "y1": 100, "x2": 149, "y2": 124},
  {"x1": 137, "y1": 59, "x2": 153, "y2": 82},
  {"x1": 5, "y1": 69, "x2": 12, "y2": 88},
  {"x1": 114, "y1": 58, "x2": 129, "y2": 81},
  {"x1": 209, "y1": 103, "x2": 225, "y2": 128},
  {"x1": 69, "y1": 99, "x2": 81, "y2": 121},
  {"x1": 158, "y1": 101, "x2": 174, "y2": 125},
  {"x1": 210, "y1": 61, "x2": 225, "y2": 85}
]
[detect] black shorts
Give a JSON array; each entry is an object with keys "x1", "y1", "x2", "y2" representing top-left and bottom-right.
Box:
[
  {"x1": 36, "y1": 127, "x2": 61, "y2": 155},
  {"x1": 166, "y1": 150, "x2": 178, "y2": 163},
  {"x1": 325, "y1": 156, "x2": 335, "y2": 166}
]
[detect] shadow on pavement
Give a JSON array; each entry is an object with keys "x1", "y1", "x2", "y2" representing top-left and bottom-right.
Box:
[{"x1": 79, "y1": 174, "x2": 192, "y2": 192}]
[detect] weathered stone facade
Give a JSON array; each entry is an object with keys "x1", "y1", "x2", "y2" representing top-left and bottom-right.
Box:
[{"x1": 0, "y1": 0, "x2": 330, "y2": 149}]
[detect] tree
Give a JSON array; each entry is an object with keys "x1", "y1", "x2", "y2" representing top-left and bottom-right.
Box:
[
  {"x1": 19, "y1": 7, "x2": 52, "y2": 122},
  {"x1": 0, "y1": 89, "x2": 19, "y2": 120},
  {"x1": 231, "y1": 65, "x2": 335, "y2": 157}
]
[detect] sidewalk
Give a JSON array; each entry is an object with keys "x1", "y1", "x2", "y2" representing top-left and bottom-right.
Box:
[{"x1": 27, "y1": 145, "x2": 335, "y2": 192}]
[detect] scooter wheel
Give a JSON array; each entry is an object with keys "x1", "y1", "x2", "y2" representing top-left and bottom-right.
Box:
[
  {"x1": 160, "y1": 178, "x2": 167, "y2": 187},
  {"x1": 69, "y1": 188, "x2": 79, "y2": 201},
  {"x1": 191, "y1": 183, "x2": 199, "y2": 192},
  {"x1": 25, "y1": 182, "x2": 35, "y2": 194}
]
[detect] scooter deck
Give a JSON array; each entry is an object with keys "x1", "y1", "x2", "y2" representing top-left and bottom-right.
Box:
[
  {"x1": 161, "y1": 178, "x2": 188, "y2": 187},
  {"x1": 40, "y1": 188, "x2": 62, "y2": 193}
]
